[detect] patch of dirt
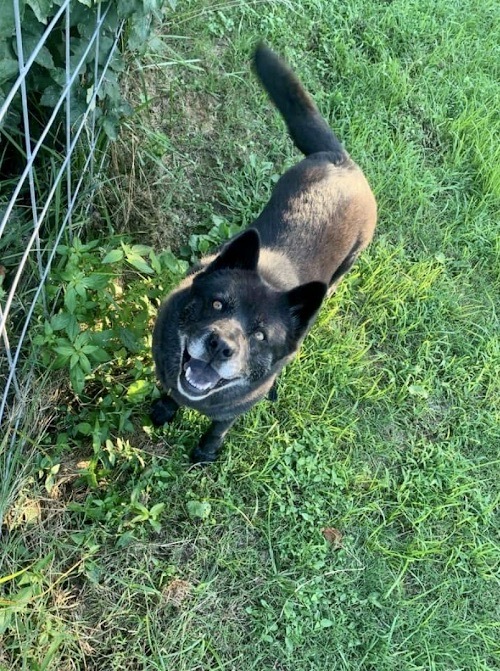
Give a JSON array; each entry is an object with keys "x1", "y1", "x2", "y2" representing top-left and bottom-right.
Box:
[
  {"x1": 162, "y1": 578, "x2": 193, "y2": 607},
  {"x1": 3, "y1": 496, "x2": 42, "y2": 531}
]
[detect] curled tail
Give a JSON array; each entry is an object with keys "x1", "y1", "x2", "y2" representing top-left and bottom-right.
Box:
[{"x1": 253, "y1": 43, "x2": 346, "y2": 162}]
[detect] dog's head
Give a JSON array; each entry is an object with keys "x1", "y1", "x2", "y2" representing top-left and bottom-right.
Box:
[{"x1": 176, "y1": 229, "x2": 326, "y2": 401}]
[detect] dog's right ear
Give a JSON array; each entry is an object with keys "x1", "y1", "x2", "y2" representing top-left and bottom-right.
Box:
[{"x1": 202, "y1": 229, "x2": 260, "y2": 274}]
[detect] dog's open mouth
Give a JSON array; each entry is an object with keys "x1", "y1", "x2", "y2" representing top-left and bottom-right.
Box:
[{"x1": 179, "y1": 349, "x2": 233, "y2": 397}]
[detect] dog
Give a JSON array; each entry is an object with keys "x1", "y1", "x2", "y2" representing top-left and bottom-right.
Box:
[{"x1": 151, "y1": 43, "x2": 377, "y2": 463}]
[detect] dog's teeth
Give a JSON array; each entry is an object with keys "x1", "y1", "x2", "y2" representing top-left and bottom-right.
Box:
[{"x1": 185, "y1": 365, "x2": 210, "y2": 391}]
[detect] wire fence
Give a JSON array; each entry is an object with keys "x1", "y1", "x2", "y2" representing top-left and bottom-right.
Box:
[{"x1": 0, "y1": 0, "x2": 125, "y2": 440}]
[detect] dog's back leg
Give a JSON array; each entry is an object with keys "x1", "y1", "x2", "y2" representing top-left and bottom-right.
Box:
[
  {"x1": 267, "y1": 379, "x2": 278, "y2": 402},
  {"x1": 328, "y1": 236, "x2": 364, "y2": 295}
]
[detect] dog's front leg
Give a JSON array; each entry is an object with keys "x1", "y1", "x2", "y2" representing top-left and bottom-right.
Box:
[
  {"x1": 150, "y1": 395, "x2": 179, "y2": 426},
  {"x1": 191, "y1": 419, "x2": 235, "y2": 464}
]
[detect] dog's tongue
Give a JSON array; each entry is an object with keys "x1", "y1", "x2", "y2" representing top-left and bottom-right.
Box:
[{"x1": 184, "y1": 358, "x2": 221, "y2": 391}]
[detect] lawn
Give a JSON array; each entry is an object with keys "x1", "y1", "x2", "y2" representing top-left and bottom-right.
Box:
[{"x1": 1, "y1": 0, "x2": 499, "y2": 669}]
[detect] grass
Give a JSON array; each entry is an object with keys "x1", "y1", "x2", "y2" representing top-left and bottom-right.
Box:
[{"x1": 1, "y1": 0, "x2": 499, "y2": 669}]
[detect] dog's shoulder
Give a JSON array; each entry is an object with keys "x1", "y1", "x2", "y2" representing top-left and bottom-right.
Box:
[{"x1": 258, "y1": 248, "x2": 299, "y2": 290}]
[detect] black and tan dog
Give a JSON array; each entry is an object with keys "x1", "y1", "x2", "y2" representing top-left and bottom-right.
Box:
[{"x1": 151, "y1": 43, "x2": 376, "y2": 463}]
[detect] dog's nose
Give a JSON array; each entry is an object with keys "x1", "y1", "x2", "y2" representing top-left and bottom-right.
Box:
[{"x1": 207, "y1": 332, "x2": 234, "y2": 359}]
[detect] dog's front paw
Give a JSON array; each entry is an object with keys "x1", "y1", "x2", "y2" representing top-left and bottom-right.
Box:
[
  {"x1": 190, "y1": 444, "x2": 219, "y2": 465},
  {"x1": 150, "y1": 396, "x2": 179, "y2": 426},
  {"x1": 190, "y1": 419, "x2": 233, "y2": 465}
]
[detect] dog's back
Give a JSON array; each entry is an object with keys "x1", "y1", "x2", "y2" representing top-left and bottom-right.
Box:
[{"x1": 252, "y1": 44, "x2": 377, "y2": 291}]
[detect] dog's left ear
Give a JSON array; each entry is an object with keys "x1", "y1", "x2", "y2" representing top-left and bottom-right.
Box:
[
  {"x1": 204, "y1": 229, "x2": 260, "y2": 274},
  {"x1": 286, "y1": 281, "x2": 327, "y2": 339}
]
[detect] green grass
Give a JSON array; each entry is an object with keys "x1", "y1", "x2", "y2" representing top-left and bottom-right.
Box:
[{"x1": 1, "y1": 0, "x2": 499, "y2": 669}]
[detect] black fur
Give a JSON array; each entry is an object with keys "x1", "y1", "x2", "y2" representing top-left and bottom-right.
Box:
[
  {"x1": 253, "y1": 42, "x2": 346, "y2": 162},
  {"x1": 152, "y1": 44, "x2": 377, "y2": 463}
]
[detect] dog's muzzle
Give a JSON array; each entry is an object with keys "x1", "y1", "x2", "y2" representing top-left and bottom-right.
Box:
[{"x1": 178, "y1": 332, "x2": 242, "y2": 399}]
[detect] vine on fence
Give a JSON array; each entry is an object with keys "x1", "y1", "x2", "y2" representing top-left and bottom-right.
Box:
[
  {"x1": 0, "y1": 0, "x2": 176, "y2": 149},
  {"x1": 0, "y1": 0, "x2": 177, "y2": 425}
]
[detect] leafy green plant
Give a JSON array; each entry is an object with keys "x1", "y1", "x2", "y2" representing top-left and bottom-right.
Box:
[
  {"x1": 127, "y1": 496, "x2": 165, "y2": 533},
  {"x1": 181, "y1": 213, "x2": 241, "y2": 262},
  {"x1": 32, "y1": 233, "x2": 187, "y2": 488},
  {"x1": 37, "y1": 235, "x2": 184, "y2": 384},
  {"x1": 1, "y1": 0, "x2": 177, "y2": 144}
]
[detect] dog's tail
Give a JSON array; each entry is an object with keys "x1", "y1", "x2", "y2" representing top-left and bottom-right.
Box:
[{"x1": 252, "y1": 43, "x2": 346, "y2": 161}]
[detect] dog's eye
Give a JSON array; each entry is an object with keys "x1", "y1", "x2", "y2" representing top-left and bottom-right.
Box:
[
  {"x1": 212, "y1": 300, "x2": 223, "y2": 311},
  {"x1": 254, "y1": 330, "x2": 265, "y2": 341}
]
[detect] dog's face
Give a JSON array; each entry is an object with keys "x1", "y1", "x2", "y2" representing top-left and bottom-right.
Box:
[{"x1": 175, "y1": 230, "x2": 326, "y2": 402}]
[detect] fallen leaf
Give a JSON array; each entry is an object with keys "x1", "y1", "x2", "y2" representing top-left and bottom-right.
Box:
[{"x1": 322, "y1": 527, "x2": 343, "y2": 549}]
